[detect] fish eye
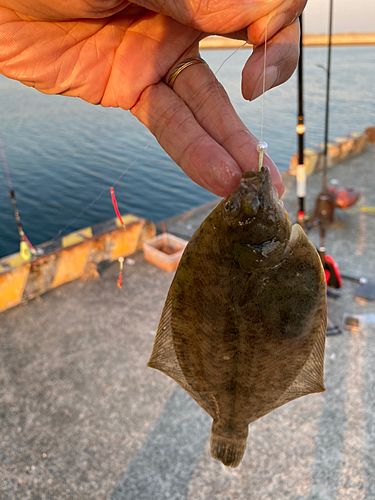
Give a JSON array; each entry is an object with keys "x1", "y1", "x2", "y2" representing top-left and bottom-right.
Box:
[{"x1": 224, "y1": 198, "x2": 240, "y2": 215}]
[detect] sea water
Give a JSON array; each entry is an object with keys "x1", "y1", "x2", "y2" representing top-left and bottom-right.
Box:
[{"x1": 0, "y1": 45, "x2": 374, "y2": 257}]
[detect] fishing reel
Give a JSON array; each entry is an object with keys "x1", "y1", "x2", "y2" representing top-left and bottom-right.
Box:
[
  {"x1": 320, "y1": 253, "x2": 342, "y2": 300},
  {"x1": 324, "y1": 254, "x2": 342, "y2": 290}
]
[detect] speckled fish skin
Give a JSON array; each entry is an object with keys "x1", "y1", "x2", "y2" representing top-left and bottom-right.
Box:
[{"x1": 148, "y1": 166, "x2": 327, "y2": 468}]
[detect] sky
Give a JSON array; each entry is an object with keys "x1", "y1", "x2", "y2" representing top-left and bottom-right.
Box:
[{"x1": 304, "y1": 0, "x2": 375, "y2": 33}]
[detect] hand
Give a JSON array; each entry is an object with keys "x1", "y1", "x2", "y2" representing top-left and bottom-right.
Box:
[{"x1": 0, "y1": 0, "x2": 306, "y2": 196}]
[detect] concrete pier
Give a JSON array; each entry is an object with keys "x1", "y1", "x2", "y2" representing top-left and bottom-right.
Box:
[
  {"x1": 199, "y1": 32, "x2": 375, "y2": 49},
  {"x1": 0, "y1": 146, "x2": 374, "y2": 500}
]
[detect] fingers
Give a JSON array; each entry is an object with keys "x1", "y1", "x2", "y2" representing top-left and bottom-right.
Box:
[
  {"x1": 240, "y1": 0, "x2": 305, "y2": 101},
  {"x1": 169, "y1": 52, "x2": 284, "y2": 196},
  {"x1": 247, "y1": 0, "x2": 307, "y2": 45},
  {"x1": 132, "y1": 0, "x2": 306, "y2": 39},
  {"x1": 131, "y1": 52, "x2": 283, "y2": 197},
  {"x1": 131, "y1": 80, "x2": 243, "y2": 197},
  {"x1": 242, "y1": 20, "x2": 300, "y2": 101}
]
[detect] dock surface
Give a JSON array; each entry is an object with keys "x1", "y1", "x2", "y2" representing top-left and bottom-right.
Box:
[{"x1": 1, "y1": 146, "x2": 375, "y2": 500}]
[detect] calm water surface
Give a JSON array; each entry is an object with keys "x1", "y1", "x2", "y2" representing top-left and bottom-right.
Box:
[{"x1": 0, "y1": 45, "x2": 374, "y2": 257}]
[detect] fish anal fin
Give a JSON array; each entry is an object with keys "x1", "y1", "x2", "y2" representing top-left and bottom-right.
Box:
[
  {"x1": 147, "y1": 285, "x2": 175, "y2": 371},
  {"x1": 148, "y1": 282, "x2": 218, "y2": 420}
]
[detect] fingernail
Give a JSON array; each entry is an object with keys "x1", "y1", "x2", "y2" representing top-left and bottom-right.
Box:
[{"x1": 250, "y1": 65, "x2": 279, "y2": 101}]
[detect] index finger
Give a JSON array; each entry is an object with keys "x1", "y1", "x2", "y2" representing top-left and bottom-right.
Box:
[{"x1": 131, "y1": 54, "x2": 283, "y2": 197}]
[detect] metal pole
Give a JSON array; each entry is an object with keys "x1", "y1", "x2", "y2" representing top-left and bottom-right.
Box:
[
  {"x1": 322, "y1": 0, "x2": 334, "y2": 192},
  {"x1": 296, "y1": 13, "x2": 306, "y2": 228},
  {"x1": 318, "y1": 0, "x2": 334, "y2": 261}
]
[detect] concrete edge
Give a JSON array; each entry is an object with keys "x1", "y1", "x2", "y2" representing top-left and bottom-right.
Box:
[
  {"x1": 289, "y1": 132, "x2": 368, "y2": 176},
  {"x1": 0, "y1": 214, "x2": 156, "y2": 313},
  {"x1": 199, "y1": 33, "x2": 375, "y2": 49}
]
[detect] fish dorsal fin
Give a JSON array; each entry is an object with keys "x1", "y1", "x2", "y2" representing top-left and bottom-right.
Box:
[
  {"x1": 246, "y1": 301, "x2": 326, "y2": 425},
  {"x1": 274, "y1": 305, "x2": 326, "y2": 405}
]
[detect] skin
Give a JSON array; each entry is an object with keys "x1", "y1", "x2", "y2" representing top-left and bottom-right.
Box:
[{"x1": 0, "y1": 0, "x2": 307, "y2": 196}]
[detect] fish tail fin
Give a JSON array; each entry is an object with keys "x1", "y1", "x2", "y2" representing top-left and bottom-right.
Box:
[{"x1": 210, "y1": 424, "x2": 248, "y2": 468}]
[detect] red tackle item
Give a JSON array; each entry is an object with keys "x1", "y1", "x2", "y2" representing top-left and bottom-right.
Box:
[
  {"x1": 22, "y1": 233, "x2": 36, "y2": 254},
  {"x1": 117, "y1": 256, "x2": 124, "y2": 289},
  {"x1": 110, "y1": 187, "x2": 124, "y2": 226},
  {"x1": 117, "y1": 271, "x2": 123, "y2": 289},
  {"x1": 324, "y1": 254, "x2": 343, "y2": 289},
  {"x1": 324, "y1": 269, "x2": 331, "y2": 284}
]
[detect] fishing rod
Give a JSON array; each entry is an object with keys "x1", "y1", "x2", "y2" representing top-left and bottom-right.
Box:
[
  {"x1": 0, "y1": 134, "x2": 36, "y2": 259},
  {"x1": 311, "y1": 1, "x2": 375, "y2": 308},
  {"x1": 316, "y1": 0, "x2": 345, "y2": 301},
  {"x1": 296, "y1": 13, "x2": 306, "y2": 229},
  {"x1": 317, "y1": 0, "x2": 334, "y2": 262}
]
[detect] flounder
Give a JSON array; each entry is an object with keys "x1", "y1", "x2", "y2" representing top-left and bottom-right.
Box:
[{"x1": 148, "y1": 166, "x2": 327, "y2": 468}]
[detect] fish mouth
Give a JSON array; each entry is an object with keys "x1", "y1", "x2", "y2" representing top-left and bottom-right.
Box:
[
  {"x1": 245, "y1": 238, "x2": 279, "y2": 258},
  {"x1": 248, "y1": 224, "x2": 300, "y2": 261}
]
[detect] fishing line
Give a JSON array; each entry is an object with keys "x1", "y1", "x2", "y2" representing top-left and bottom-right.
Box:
[
  {"x1": 1, "y1": 42, "x2": 251, "y2": 263},
  {"x1": 53, "y1": 43, "x2": 249, "y2": 241},
  {"x1": 260, "y1": 27, "x2": 268, "y2": 143},
  {"x1": 40, "y1": 202, "x2": 108, "y2": 220},
  {"x1": 213, "y1": 41, "x2": 248, "y2": 75},
  {"x1": 53, "y1": 142, "x2": 151, "y2": 287},
  {"x1": 54, "y1": 142, "x2": 151, "y2": 239},
  {"x1": 38, "y1": 43, "x2": 249, "y2": 285},
  {"x1": 257, "y1": 24, "x2": 269, "y2": 171}
]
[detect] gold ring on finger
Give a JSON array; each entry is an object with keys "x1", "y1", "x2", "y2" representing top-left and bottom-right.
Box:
[{"x1": 167, "y1": 57, "x2": 208, "y2": 89}]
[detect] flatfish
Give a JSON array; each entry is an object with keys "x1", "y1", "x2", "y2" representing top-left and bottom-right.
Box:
[{"x1": 148, "y1": 166, "x2": 327, "y2": 467}]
